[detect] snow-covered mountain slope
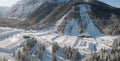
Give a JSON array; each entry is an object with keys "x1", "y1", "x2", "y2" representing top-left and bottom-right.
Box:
[
  {"x1": 28, "y1": 1, "x2": 120, "y2": 36},
  {"x1": 3, "y1": 0, "x2": 120, "y2": 36},
  {"x1": 7, "y1": 0, "x2": 48, "y2": 19},
  {"x1": 0, "y1": 0, "x2": 120, "y2": 61},
  {"x1": 7, "y1": 0, "x2": 70, "y2": 19},
  {"x1": 7, "y1": 0, "x2": 120, "y2": 17}
]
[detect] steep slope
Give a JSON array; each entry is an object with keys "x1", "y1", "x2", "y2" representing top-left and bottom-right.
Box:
[
  {"x1": 89, "y1": 4, "x2": 120, "y2": 35},
  {"x1": 27, "y1": 0, "x2": 120, "y2": 36},
  {"x1": 7, "y1": 0, "x2": 70, "y2": 19},
  {"x1": 7, "y1": 0, "x2": 46, "y2": 18},
  {"x1": 1, "y1": 0, "x2": 120, "y2": 36},
  {"x1": 0, "y1": 0, "x2": 120, "y2": 61}
]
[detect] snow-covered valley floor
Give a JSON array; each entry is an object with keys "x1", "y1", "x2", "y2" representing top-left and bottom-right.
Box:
[{"x1": 0, "y1": 27, "x2": 119, "y2": 61}]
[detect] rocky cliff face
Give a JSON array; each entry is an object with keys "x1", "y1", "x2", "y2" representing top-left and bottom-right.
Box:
[{"x1": 2, "y1": 0, "x2": 120, "y2": 36}]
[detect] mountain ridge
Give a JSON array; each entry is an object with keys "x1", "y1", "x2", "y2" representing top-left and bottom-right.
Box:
[{"x1": 0, "y1": 0, "x2": 120, "y2": 36}]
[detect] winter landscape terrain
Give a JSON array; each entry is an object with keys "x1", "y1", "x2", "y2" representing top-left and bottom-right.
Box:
[{"x1": 0, "y1": 0, "x2": 120, "y2": 61}]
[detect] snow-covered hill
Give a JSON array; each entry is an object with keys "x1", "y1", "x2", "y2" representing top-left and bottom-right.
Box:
[
  {"x1": 7, "y1": 0, "x2": 120, "y2": 19},
  {"x1": 5, "y1": 0, "x2": 120, "y2": 36},
  {"x1": 7, "y1": 0, "x2": 45, "y2": 19},
  {"x1": 0, "y1": 0, "x2": 120, "y2": 61},
  {"x1": 7, "y1": 0, "x2": 70, "y2": 19}
]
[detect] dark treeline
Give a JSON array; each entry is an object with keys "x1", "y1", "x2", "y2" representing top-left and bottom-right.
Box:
[
  {"x1": 84, "y1": 37, "x2": 120, "y2": 61},
  {"x1": 11, "y1": 36, "x2": 120, "y2": 61}
]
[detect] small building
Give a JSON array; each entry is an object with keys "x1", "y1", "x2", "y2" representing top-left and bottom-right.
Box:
[
  {"x1": 78, "y1": 33, "x2": 92, "y2": 38},
  {"x1": 23, "y1": 35, "x2": 30, "y2": 39}
]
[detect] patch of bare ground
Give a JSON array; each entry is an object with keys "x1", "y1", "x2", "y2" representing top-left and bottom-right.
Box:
[{"x1": 0, "y1": 17, "x2": 21, "y2": 28}]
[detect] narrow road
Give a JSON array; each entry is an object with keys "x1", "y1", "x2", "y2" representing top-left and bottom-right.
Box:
[
  {"x1": 0, "y1": 31, "x2": 22, "y2": 40},
  {"x1": 0, "y1": 48, "x2": 11, "y2": 53}
]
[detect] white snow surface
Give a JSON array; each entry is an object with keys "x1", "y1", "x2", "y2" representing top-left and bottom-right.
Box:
[
  {"x1": 0, "y1": 0, "x2": 120, "y2": 60},
  {"x1": 8, "y1": 0, "x2": 45, "y2": 18},
  {"x1": 64, "y1": 18, "x2": 79, "y2": 36},
  {"x1": 0, "y1": 27, "x2": 119, "y2": 61},
  {"x1": 57, "y1": 4, "x2": 102, "y2": 37},
  {"x1": 80, "y1": 4, "x2": 102, "y2": 37}
]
